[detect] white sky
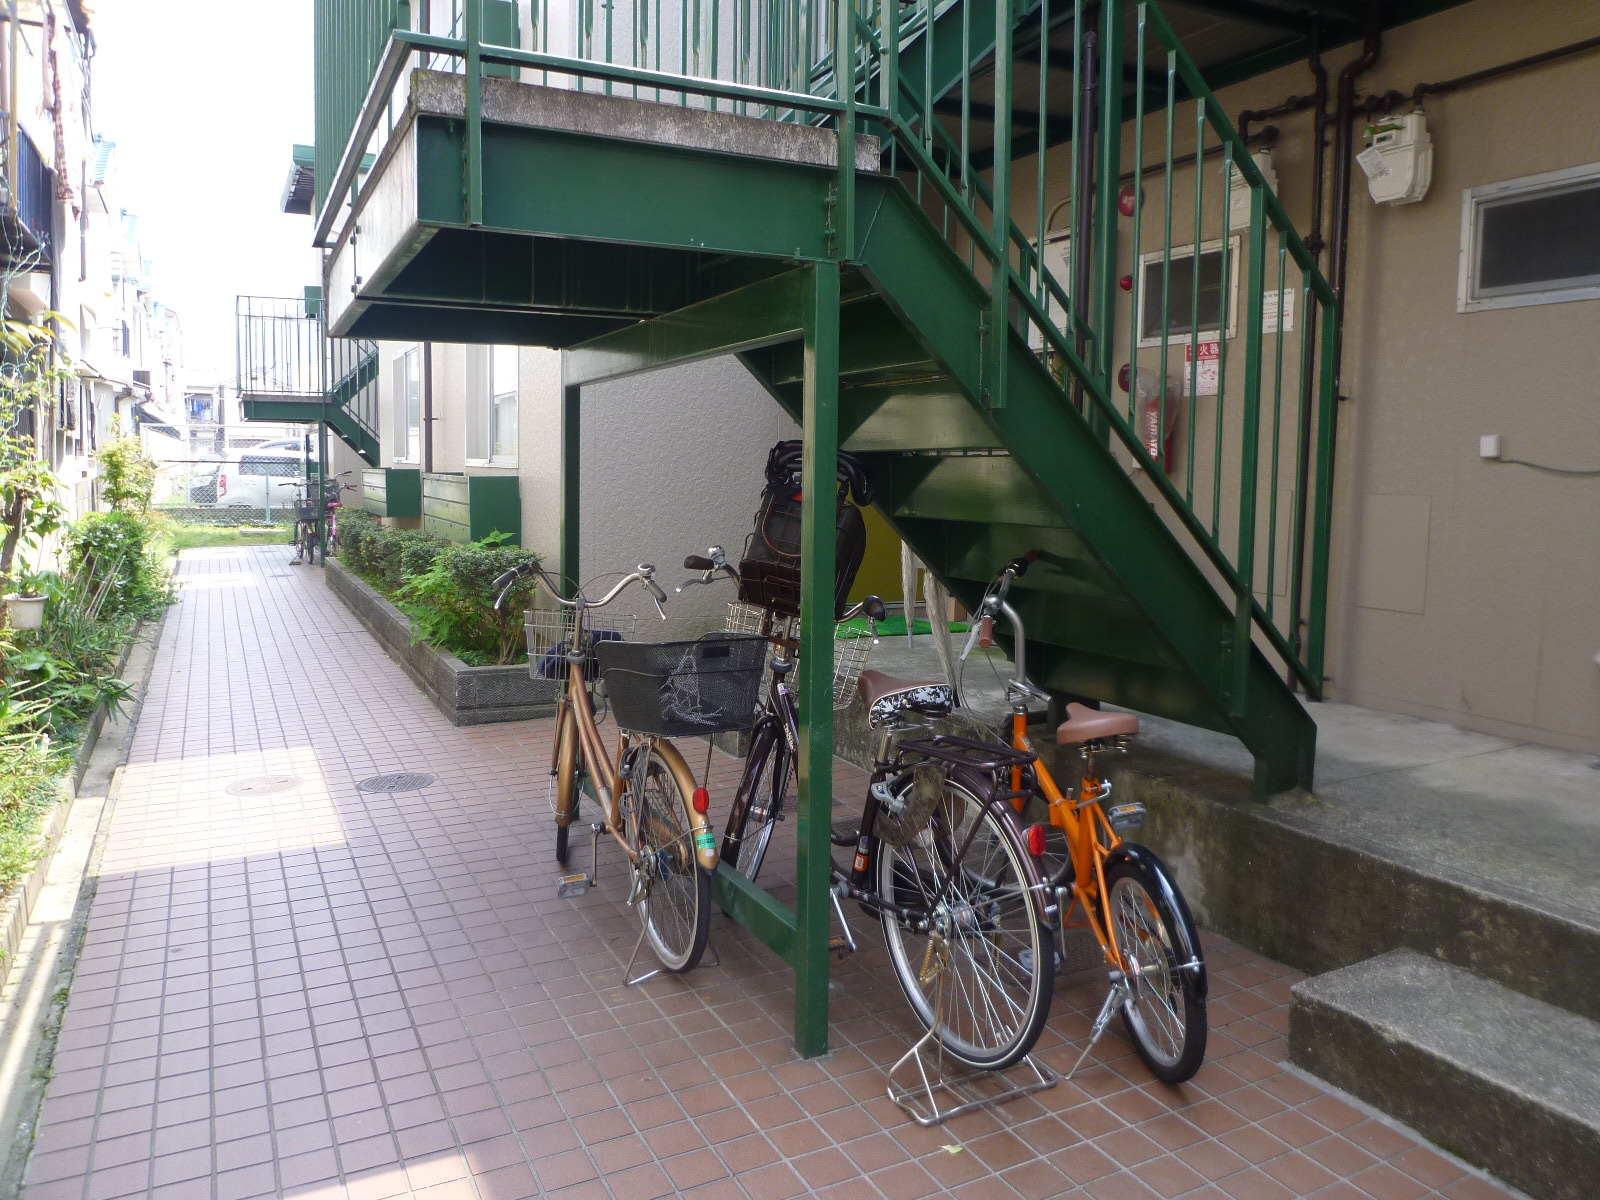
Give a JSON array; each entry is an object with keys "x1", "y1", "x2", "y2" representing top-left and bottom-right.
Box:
[{"x1": 89, "y1": 0, "x2": 321, "y2": 384}]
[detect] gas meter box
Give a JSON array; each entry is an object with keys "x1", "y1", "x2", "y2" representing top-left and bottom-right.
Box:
[
  {"x1": 1227, "y1": 149, "x2": 1278, "y2": 230},
  {"x1": 1357, "y1": 111, "x2": 1433, "y2": 206}
]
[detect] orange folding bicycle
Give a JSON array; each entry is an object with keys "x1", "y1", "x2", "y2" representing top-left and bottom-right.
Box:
[{"x1": 959, "y1": 552, "x2": 1208, "y2": 1082}]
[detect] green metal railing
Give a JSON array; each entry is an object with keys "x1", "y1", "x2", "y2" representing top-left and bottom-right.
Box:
[{"x1": 311, "y1": 0, "x2": 1336, "y2": 689}]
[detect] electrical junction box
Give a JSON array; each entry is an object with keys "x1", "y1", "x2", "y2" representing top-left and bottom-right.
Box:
[
  {"x1": 1358, "y1": 111, "x2": 1433, "y2": 205},
  {"x1": 1227, "y1": 149, "x2": 1277, "y2": 230}
]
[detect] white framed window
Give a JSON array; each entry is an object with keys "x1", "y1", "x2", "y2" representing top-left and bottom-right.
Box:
[
  {"x1": 394, "y1": 346, "x2": 421, "y2": 463},
  {"x1": 1135, "y1": 237, "x2": 1240, "y2": 348},
  {"x1": 467, "y1": 345, "x2": 518, "y2": 465},
  {"x1": 1458, "y1": 162, "x2": 1600, "y2": 313}
]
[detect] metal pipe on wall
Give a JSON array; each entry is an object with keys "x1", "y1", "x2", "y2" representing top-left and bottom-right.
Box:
[{"x1": 422, "y1": 341, "x2": 435, "y2": 472}]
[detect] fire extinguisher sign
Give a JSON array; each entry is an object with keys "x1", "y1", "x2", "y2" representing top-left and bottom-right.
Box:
[{"x1": 1185, "y1": 340, "x2": 1221, "y2": 396}]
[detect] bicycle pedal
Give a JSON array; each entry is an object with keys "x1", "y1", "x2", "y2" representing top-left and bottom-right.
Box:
[
  {"x1": 829, "y1": 819, "x2": 860, "y2": 848},
  {"x1": 1107, "y1": 802, "x2": 1147, "y2": 833},
  {"x1": 828, "y1": 934, "x2": 854, "y2": 956},
  {"x1": 556, "y1": 873, "x2": 592, "y2": 899}
]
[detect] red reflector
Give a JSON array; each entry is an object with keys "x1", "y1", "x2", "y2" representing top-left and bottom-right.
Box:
[
  {"x1": 692, "y1": 787, "x2": 711, "y2": 815},
  {"x1": 1026, "y1": 824, "x2": 1049, "y2": 857}
]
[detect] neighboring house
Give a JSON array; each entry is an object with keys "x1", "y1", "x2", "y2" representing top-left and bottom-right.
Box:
[
  {"x1": 1, "y1": 2, "x2": 182, "y2": 528},
  {"x1": 304, "y1": 0, "x2": 1600, "y2": 765}
]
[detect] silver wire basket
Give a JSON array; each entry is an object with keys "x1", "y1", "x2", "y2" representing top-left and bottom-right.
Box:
[
  {"x1": 524, "y1": 607, "x2": 641, "y2": 680},
  {"x1": 724, "y1": 602, "x2": 872, "y2": 711}
]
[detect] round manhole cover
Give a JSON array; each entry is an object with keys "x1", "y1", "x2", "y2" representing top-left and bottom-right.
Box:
[
  {"x1": 224, "y1": 775, "x2": 302, "y2": 796},
  {"x1": 358, "y1": 772, "x2": 435, "y2": 793}
]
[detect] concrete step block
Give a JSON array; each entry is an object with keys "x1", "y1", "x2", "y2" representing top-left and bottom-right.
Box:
[{"x1": 1291, "y1": 948, "x2": 1600, "y2": 1200}]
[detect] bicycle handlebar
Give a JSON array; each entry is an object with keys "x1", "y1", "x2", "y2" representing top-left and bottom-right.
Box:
[
  {"x1": 493, "y1": 560, "x2": 667, "y2": 619},
  {"x1": 677, "y1": 544, "x2": 739, "y2": 593}
]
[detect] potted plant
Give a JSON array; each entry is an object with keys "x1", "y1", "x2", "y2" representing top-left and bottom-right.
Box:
[{"x1": 3, "y1": 574, "x2": 46, "y2": 630}]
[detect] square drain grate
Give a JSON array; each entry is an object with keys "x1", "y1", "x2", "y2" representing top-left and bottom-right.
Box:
[{"x1": 358, "y1": 772, "x2": 435, "y2": 793}]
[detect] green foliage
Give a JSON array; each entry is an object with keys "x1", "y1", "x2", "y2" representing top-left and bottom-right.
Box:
[
  {"x1": 334, "y1": 508, "x2": 380, "y2": 574},
  {"x1": 0, "y1": 688, "x2": 64, "y2": 898},
  {"x1": 63, "y1": 511, "x2": 173, "y2": 622},
  {"x1": 395, "y1": 539, "x2": 542, "y2": 665},
  {"x1": 96, "y1": 431, "x2": 159, "y2": 513},
  {"x1": 0, "y1": 314, "x2": 71, "y2": 587},
  {"x1": 337, "y1": 514, "x2": 541, "y2": 664}
]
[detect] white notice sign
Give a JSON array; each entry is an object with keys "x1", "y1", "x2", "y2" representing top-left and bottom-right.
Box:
[
  {"x1": 1262, "y1": 288, "x2": 1297, "y2": 334},
  {"x1": 1185, "y1": 340, "x2": 1221, "y2": 396}
]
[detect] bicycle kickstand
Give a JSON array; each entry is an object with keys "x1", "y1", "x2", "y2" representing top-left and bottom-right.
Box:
[{"x1": 1064, "y1": 970, "x2": 1131, "y2": 1081}]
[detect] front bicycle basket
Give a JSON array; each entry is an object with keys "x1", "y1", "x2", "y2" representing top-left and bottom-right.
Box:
[
  {"x1": 725, "y1": 602, "x2": 872, "y2": 711},
  {"x1": 296, "y1": 503, "x2": 320, "y2": 523},
  {"x1": 596, "y1": 633, "x2": 767, "y2": 737}
]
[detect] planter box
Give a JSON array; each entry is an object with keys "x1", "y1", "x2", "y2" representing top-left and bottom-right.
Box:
[
  {"x1": 325, "y1": 558, "x2": 557, "y2": 725},
  {"x1": 362, "y1": 467, "x2": 423, "y2": 518},
  {"x1": 422, "y1": 472, "x2": 520, "y2": 544}
]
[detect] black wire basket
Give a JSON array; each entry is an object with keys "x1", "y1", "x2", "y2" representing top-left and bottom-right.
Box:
[
  {"x1": 296, "y1": 503, "x2": 320, "y2": 523},
  {"x1": 595, "y1": 633, "x2": 768, "y2": 737}
]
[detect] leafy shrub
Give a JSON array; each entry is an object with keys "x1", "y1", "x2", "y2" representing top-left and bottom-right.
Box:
[
  {"x1": 336, "y1": 509, "x2": 380, "y2": 573},
  {"x1": 63, "y1": 511, "x2": 173, "y2": 621},
  {"x1": 0, "y1": 687, "x2": 64, "y2": 897},
  {"x1": 395, "y1": 540, "x2": 542, "y2": 665},
  {"x1": 96, "y1": 432, "x2": 158, "y2": 513}
]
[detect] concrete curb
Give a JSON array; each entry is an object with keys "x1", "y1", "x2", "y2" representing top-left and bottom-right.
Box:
[{"x1": 323, "y1": 558, "x2": 558, "y2": 725}]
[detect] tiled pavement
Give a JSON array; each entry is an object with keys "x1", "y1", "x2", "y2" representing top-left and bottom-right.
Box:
[{"x1": 16, "y1": 547, "x2": 1521, "y2": 1200}]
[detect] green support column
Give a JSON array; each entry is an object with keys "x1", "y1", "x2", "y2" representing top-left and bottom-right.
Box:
[
  {"x1": 560, "y1": 384, "x2": 581, "y2": 595},
  {"x1": 794, "y1": 262, "x2": 841, "y2": 1059}
]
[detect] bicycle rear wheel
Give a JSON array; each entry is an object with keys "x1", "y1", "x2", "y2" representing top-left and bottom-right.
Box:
[
  {"x1": 877, "y1": 773, "x2": 1055, "y2": 1071},
  {"x1": 1105, "y1": 852, "x2": 1207, "y2": 1083},
  {"x1": 624, "y1": 746, "x2": 711, "y2": 972}
]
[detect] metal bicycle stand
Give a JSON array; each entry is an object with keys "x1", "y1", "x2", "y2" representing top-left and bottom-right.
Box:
[{"x1": 885, "y1": 932, "x2": 1060, "y2": 1127}]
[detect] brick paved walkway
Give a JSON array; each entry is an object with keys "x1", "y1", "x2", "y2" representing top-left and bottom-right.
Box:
[{"x1": 17, "y1": 547, "x2": 1520, "y2": 1200}]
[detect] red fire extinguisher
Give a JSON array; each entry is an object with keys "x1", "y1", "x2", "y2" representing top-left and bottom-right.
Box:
[{"x1": 1137, "y1": 376, "x2": 1180, "y2": 474}]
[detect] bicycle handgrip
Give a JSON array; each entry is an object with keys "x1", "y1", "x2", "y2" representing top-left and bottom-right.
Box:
[
  {"x1": 1005, "y1": 550, "x2": 1041, "y2": 577},
  {"x1": 491, "y1": 568, "x2": 520, "y2": 591},
  {"x1": 646, "y1": 578, "x2": 668, "y2": 604},
  {"x1": 684, "y1": 554, "x2": 714, "y2": 571},
  {"x1": 978, "y1": 616, "x2": 995, "y2": 649}
]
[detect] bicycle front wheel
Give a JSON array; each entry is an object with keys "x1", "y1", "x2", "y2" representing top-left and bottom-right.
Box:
[
  {"x1": 726, "y1": 718, "x2": 790, "y2": 884},
  {"x1": 1105, "y1": 853, "x2": 1207, "y2": 1083},
  {"x1": 878, "y1": 773, "x2": 1055, "y2": 1071},
  {"x1": 552, "y1": 703, "x2": 580, "y2": 866},
  {"x1": 624, "y1": 746, "x2": 711, "y2": 972}
]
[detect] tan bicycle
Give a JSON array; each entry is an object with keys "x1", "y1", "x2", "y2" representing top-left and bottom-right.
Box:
[{"x1": 494, "y1": 559, "x2": 767, "y2": 978}]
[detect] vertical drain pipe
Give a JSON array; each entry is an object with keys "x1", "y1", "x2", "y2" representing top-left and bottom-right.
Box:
[
  {"x1": 422, "y1": 342, "x2": 435, "y2": 473},
  {"x1": 1070, "y1": 21, "x2": 1099, "y2": 414},
  {"x1": 1300, "y1": 3, "x2": 1379, "y2": 689}
]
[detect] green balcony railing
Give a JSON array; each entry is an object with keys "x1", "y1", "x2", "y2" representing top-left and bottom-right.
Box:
[
  {"x1": 311, "y1": 0, "x2": 1337, "y2": 693},
  {"x1": 236, "y1": 294, "x2": 381, "y2": 456}
]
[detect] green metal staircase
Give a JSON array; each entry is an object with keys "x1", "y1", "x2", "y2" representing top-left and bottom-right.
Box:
[
  {"x1": 310, "y1": 0, "x2": 1343, "y2": 1053},
  {"x1": 235, "y1": 294, "x2": 381, "y2": 465}
]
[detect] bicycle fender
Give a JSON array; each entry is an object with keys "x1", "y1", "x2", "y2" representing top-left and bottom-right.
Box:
[
  {"x1": 1105, "y1": 842, "x2": 1208, "y2": 1003},
  {"x1": 945, "y1": 764, "x2": 1058, "y2": 929},
  {"x1": 652, "y1": 739, "x2": 720, "y2": 872}
]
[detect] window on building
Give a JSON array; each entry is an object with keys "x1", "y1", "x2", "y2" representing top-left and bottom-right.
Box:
[
  {"x1": 490, "y1": 344, "x2": 518, "y2": 462},
  {"x1": 396, "y1": 347, "x2": 421, "y2": 463},
  {"x1": 1136, "y1": 239, "x2": 1239, "y2": 347},
  {"x1": 1459, "y1": 163, "x2": 1600, "y2": 312},
  {"x1": 467, "y1": 345, "x2": 518, "y2": 464}
]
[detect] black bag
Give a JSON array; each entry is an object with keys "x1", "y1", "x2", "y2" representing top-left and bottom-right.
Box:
[{"x1": 737, "y1": 441, "x2": 873, "y2": 619}]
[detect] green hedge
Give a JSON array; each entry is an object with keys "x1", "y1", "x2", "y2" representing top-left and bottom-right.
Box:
[{"x1": 336, "y1": 511, "x2": 542, "y2": 665}]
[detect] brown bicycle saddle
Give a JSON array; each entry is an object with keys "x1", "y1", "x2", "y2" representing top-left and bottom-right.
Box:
[{"x1": 1055, "y1": 702, "x2": 1139, "y2": 745}]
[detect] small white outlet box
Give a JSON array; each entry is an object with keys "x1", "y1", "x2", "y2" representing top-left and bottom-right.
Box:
[{"x1": 1479, "y1": 435, "x2": 1503, "y2": 460}]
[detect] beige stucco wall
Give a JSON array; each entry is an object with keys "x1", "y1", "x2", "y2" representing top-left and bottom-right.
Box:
[{"x1": 1005, "y1": 0, "x2": 1600, "y2": 754}]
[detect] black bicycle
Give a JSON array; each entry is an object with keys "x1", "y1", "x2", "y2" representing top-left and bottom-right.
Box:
[{"x1": 680, "y1": 545, "x2": 1056, "y2": 1070}]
